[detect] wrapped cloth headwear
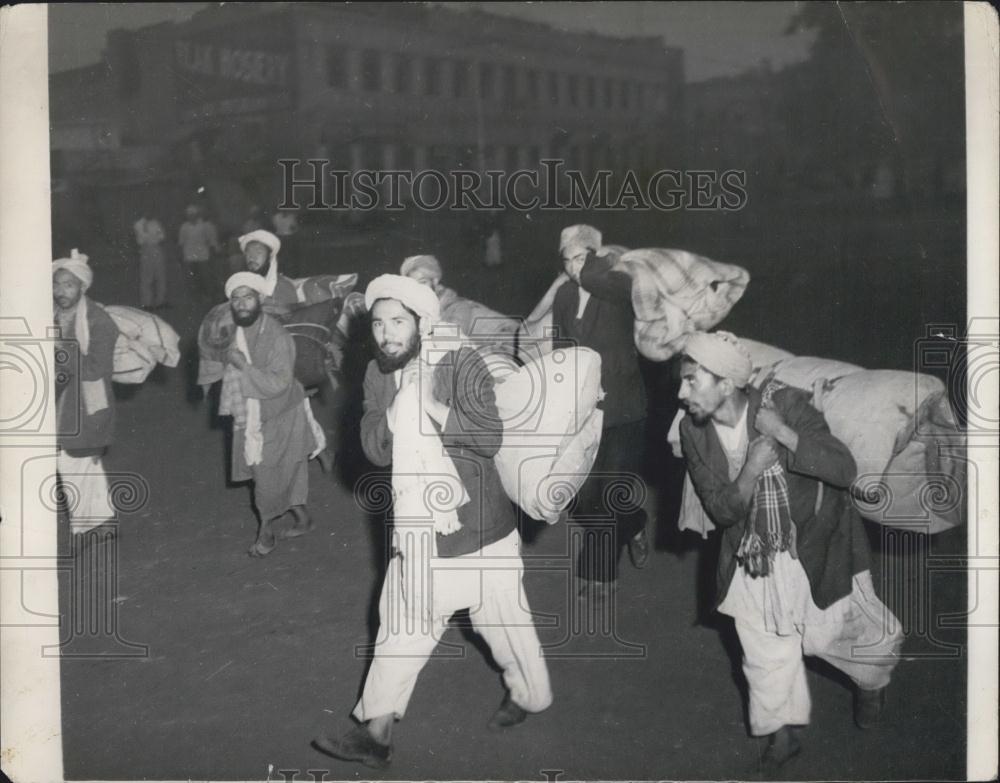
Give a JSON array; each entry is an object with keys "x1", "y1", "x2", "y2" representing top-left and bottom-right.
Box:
[
  {"x1": 237, "y1": 229, "x2": 281, "y2": 297},
  {"x1": 365, "y1": 273, "x2": 441, "y2": 328},
  {"x1": 559, "y1": 225, "x2": 602, "y2": 254},
  {"x1": 683, "y1": 330, "x2": 753, "y2": 388},
  {"x1": 52, "y1": 249, "x2": 94, "y2": 355},
  {"x1": 225, "y1": 271, "x2": 270, "y2": 299},
  {"x1": 400, "y1": 255, "x2": 443, "y2": 283}
]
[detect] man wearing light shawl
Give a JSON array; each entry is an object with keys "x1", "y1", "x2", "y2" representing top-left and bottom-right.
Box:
[
  {"x1": 221, "y1": 272, "x2": 324, "y2": 557},
  {"x1": 677, "y1": 330, "x2": 902, "y2": 773},
  {"x1": 313, "y1": 274, "x2": 551, "y2": 769},
  {"x1": 549, "y1": 224, "x2": 651, "y2": 602},
  {"x1": 53, "y1": 250, "x2": 119, "y2": 535}
]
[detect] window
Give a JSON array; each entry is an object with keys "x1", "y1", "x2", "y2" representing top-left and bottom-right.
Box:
[
  {"x1": 361, "y1": 49, "x2": 381, "y2": 92},
  {"x1": 568, "y1": 74, "x2": 579, "y2": 107},
  {"x1": 453, "y1": 60, "x2": 469, "y2": 98},
  {"x1": 620, "y1": 80, "x2": 631, "y2": 110},
  {"x1": 604, "y1": 78, "x2": 614, "y2": 109},
  {"x1": 502, "y1": 65, "x2": 516, "y2": 106},
  {"x1": 479, "y1": 63, "x2": 494, "y2": 100},
  {"x1": 394, "y1": 55, "x2": 411, "y2": 94},
  {"x1": 326, "y1": 44, "x2": 348, "y2": 88},
  {"x1": 424, "y1": 57, "x2": 440, "y2": 96},
  {"x1": 547, "y1": 71, "x2": 559, "y2": 104},
  {"x1": 526, "y1": 69, "x2": 539, "y2": 103},
  {"x1": 587, "y1": 76, "x2": 596, "y2": 108}
]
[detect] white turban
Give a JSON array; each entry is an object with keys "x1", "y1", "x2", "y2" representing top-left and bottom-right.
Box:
[
  {"x1": 559, "y1": 225, "x2": 602, "y2": 254},
  {"x1": 52, "y1": 249, "x2": 93, "y2": 291},
  {"x1": 683, "y1": 331, "x2": 753, "y2": 388},
  {"x1": 365, "y1": 273, "x2": 441, "y2": 326},
  {"x1": 400, "y1": 254, "x2": 443, "y2": 282},
  {"x1": 225, "y1": 271, "x2": 270, "y2": 299},
  {"x1": 238, "y1": 230, "x2": 281, "y2": 296}
]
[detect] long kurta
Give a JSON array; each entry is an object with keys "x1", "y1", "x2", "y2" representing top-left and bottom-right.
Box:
[{"x1": 230, "y1": 313, "x2": 315, "y2": 521}]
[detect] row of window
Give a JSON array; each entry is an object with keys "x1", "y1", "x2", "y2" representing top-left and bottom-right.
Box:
[{"x1": 325, "y1": 45, "x2": 665, "y2": 113}]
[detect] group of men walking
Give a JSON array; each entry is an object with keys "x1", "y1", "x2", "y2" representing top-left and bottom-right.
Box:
[{"x1": 53, "y1": 219, "x2": 902, "y2": 776}]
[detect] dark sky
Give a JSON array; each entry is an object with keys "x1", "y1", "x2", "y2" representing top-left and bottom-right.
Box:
[{"x1": 48, "y1": 2, "x2": 814, "y2": 83}]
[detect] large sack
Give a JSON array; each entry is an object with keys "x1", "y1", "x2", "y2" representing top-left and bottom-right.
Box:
[
  {"x1": 197, "y1": 298, "x2": 344, "y2": 389},
  {"x1": 487, "y1": 346, "x2": 604, "y2": 523},
  {"x1": 673, "y1": 353, "x2": 965, "y2": 536},
  {"x1": 104, "y1": 305, "x2": 181, "y2": 384},
  {"x1": 614, "y1": 248, "x2": 750, "y2": 361},
  {"x1": 290, "y1": 273, "x2": 358, "y2": 305},
  {"x1": 440, "y1": 289, "x2": 520, "y2": 357}
]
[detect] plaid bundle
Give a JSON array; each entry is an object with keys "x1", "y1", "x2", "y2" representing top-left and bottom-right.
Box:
[
  {"x1": 735, "y1": 379, "x2": 795, "y2": 577},
  {"x1": 218, "y1": 364, "x2": 247, "y2": 429}
]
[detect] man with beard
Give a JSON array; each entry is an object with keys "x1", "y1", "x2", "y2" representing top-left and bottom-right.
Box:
[
  {"x1": 220, "y1": 272, "x2": 323, "y2": 557},
  {"x1": 677, "y1": 331, "x2": 902, "y2": 774},
  {"x1": 52, "y1": 249, "x2": 118, "y2": 536},
  {"x1": 238, "y1": 229, "x2": 298, "y2": 310},
  {"x1": 313, "y1": 274, "x2": 552, "y2": 769},
  {"x1": 550, "y1": 224, "x2": 650, "y2": 603}
]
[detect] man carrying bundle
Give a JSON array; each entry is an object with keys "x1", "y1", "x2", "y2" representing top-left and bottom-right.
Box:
[
  {"x1": 53, "y1": 250, "x2": 118, "y2": 537},
  {"x1": 220, "y1": 272, "x2": 324, "y2": 557},
  {"x1": 677, "y1": 330, "x2": 902, "y2": 773},
  {"x1": 550, "y1": 224, "x2": 650, "y2": 603},
  {"x1": 313, "y1": 274, "x2": 551, "y2": 768}
]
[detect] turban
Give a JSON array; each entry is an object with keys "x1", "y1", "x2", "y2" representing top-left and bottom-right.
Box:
[
  {"x1": 238, "y1": 230, "x2": 281, "y2": 296},
  {"x1": 225, "y1": 271, "x2": 270, "y2": 299},
  {"x1": 559, "y1": 225, "x2": 602, "y2": 254},
  {"x1": 365, "y1": 273, "x2": 441, "y2": 326},
  {"x1": 400, "y1": 254, "x2": 443, "y2": 282},
  {"x1": 52, "y1": 249, "x2": 93, "y2": 291},
  {"x1": 683, "y1": 330, "x2": 753, "y2": 388}
]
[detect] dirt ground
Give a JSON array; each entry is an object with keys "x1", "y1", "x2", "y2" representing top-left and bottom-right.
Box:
[{"x1": 57, "y1": 200, "x2": 968, "y2": 780}]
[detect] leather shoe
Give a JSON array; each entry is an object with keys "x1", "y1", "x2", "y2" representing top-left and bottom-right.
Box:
[
  {"x1": 312, "y1": 725, "x2": 392, "y2": 768},
  {"x1": 488, "y1": 694, "x2": 528, "y2": 731},
  {"x1": 854, "y1": 685, "x2": 887, "y2": 729},
  {"x1": 628, "y1": 528, "x2": 650, "y2": 569}
]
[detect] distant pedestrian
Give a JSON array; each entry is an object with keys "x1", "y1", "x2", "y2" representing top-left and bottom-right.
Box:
[
  {"x1": 271, "y1": 207, "x2": 300, "y2": 278},
  {"x1": 133, "y1": 212, "x2": 168, "y2": 309},
  {"x1": 178, "y1": 205, "x2": 221, "y2": 299}
]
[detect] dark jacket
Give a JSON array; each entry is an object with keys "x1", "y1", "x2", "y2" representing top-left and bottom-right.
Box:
[
  {"x1": 55, "y1": 298, "x2": 117, "y2": 454},
  {"x1": 551, "y1": 253, "x2": 646, "y2": 428},
  {"x1": 679, "y1": 385, "x2": 871, "y2": 610},
  {"x1": 360, "y1": 345, "x2": 516, "y2": 558}
]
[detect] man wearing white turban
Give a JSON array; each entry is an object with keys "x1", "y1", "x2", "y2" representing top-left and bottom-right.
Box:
[
  {"x1": 677, "y1": 331, "x2": 902, "y2": 773},
  {"x1": 238, "y1": 229, "x2": 299, "y2": 308},
  {"x1": 220, "y1": 273, "x2": 323, "y2": 557},
  {"x1": 52, "y1": 250, "x2": 119, "y2": 535},
  {"x1": 313, "y1": 274, "x2": 552, "y2": 768},
  {"x1": 549, "y1": 224, "x2": 651, "y2": 602}
]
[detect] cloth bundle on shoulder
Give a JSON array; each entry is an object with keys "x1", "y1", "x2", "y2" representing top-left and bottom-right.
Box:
[
  {"x1": 438, "y1": 287, "x2": 520, "y2": 358},
  {"x1": 483, "y1": 346, "x2": 604, "y2": 524},
  {"x1": 671, "y1": 342, "x2": 966, "y2": 537},
  {"x1": 290, "y1": 273, "x2": 359, "y2": 306},
  {"x1": 103, "y1": 305, "x2": 181, "y2": 384},
  {"x1": 197, "y1": 298, "x2": 344, "y2": 389},
  {"x1": 615, "y1": 248, "x2": 750, "y2": 361},
  {"x1": 519, "y1": 245, "x2": 749, "y2": 361}
]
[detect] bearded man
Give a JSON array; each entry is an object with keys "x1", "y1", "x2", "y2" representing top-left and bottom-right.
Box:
[
  {"x1": 220, "y1": 272, "x2": 323, "y2": 557},
  {"x1": 678, "y1": 330, "x2": 902, "y2": 773},
  {"x1": 52, "y1": 249, "x2": 119, "y2": 536},
  {"x1": 313, "y1": 274, "x2": 552, "y2": 768}
]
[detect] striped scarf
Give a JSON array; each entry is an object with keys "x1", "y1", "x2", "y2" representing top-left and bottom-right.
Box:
[{"x1": 735, "y1": 381, "x2": 795, "y2": 578}]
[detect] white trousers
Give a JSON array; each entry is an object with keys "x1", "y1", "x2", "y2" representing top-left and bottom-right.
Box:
[
  {"x1": 57, "y1": 450, "x2": 115, "y2": 534},
  {"x1": 354, "y1": 528, "x2": 553, "y2": 722},
  {"x1": 730, "y1": 567, "x2": 903, "y2": 736}
]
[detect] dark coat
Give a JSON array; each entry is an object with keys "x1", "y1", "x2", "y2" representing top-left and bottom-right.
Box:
[
  {"x1": 360, "y1": 345, "x2": 516, "y2": 558},
  {"x1": 680, "y1": 385, "x2": 871, "y2": 610},
  {"x1": 551, "y1": 253, "x2": 647, "y2": 428},
  {"x1": 55, "y1": 298, "x2": 117, "y2": 454}
]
